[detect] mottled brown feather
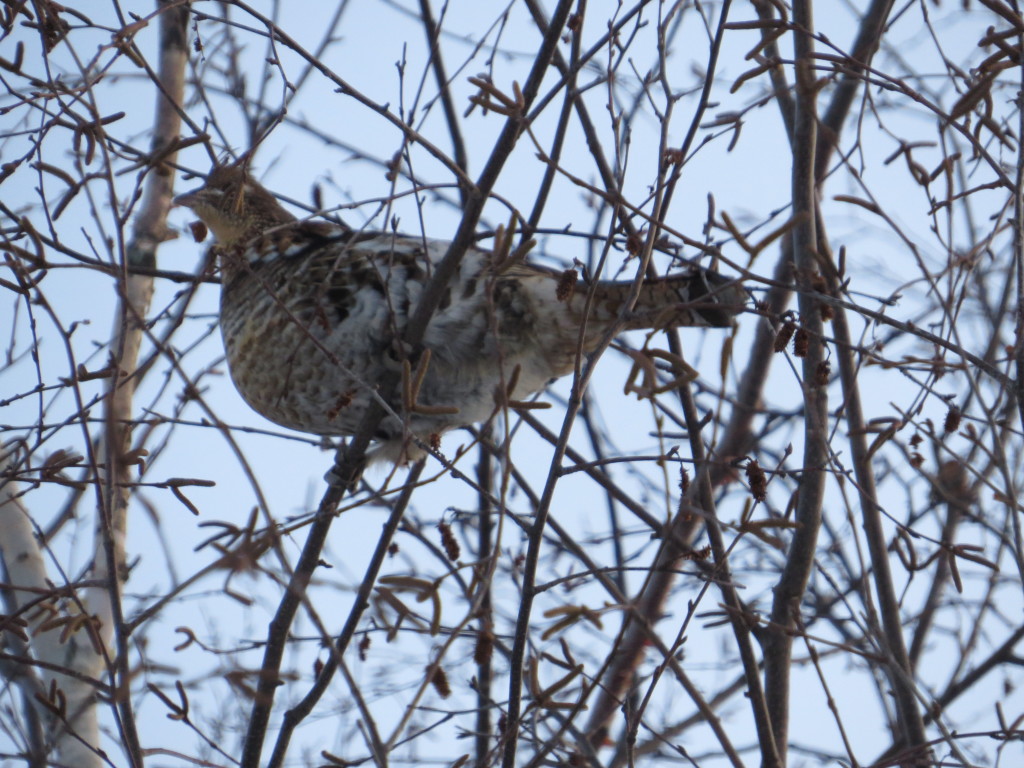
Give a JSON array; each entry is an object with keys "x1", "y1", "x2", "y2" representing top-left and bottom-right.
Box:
[{"x1": 175, "y1": 164, "x2": 745, "y2": 462}]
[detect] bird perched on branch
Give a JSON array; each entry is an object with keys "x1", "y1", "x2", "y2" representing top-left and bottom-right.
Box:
[{"x1": 175, "y1": 164, "x2": 744, "y2": 463}]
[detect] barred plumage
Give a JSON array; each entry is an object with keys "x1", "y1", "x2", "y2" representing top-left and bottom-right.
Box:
[{"x1": 175, "y1": 164, "x2": 745, "y2": 462}]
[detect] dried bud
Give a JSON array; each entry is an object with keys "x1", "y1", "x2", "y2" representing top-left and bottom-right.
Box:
[
  {"x1": 188, "y1": 220, "x2": 208, "y2": 242},
  {"x1": 682, "y1": 545, "x2": 712, "y2": 561},
  {"x1": 428, "y1": 665, "x2": 451, "y2": 699},
  {"x1": 745, "y1": 459, "x2": 767, "y2": 502},
  {"x1": 385, "y1": 150, "x2": 402, "y2": 182},
  {"x1": 774, "y1": 320, "x2": 796, "y2": 352},
  {"x1": 358, "y1": 635, "x2": 371, "y2": 661},
  {"x1": 943, "y1": 405, "x2": 961, "y2": 434},
  {"x1": 555, "y1": 268, "x2": 577, "y2": 302},
  {"x1": 793, "y1": 327, "x2": 810, "y2": 357},
  {"x1": 815, "y1": 360, "x2": 830, "y2": 387},
  {"x1": 438, "y1": 522, "x2": 460, "y2": 561},
  {"x1": 474, "y1": 626, "x2": 494, "y2": 665}
]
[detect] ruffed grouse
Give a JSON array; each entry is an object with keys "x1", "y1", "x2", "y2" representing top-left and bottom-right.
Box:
[{"x1": 175, "y1": 165, "x2": 744, "y2": 462}]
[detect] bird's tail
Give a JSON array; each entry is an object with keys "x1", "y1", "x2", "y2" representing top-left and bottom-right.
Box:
[{"x1": 589, "y1": 269, "x2": 746, "y2": 331}]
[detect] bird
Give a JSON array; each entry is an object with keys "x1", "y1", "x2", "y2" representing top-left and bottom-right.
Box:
[{"x1": 174, "y1": 163, "x2": 745, "y2": 463}]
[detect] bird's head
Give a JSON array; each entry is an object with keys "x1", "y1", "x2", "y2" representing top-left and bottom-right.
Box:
[{"x1": 174, "y1": 164, "x2": 296, "y2": 247}]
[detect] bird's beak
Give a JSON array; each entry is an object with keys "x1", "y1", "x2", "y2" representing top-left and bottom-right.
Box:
[{"x1": 172, "y1": 187, "x2": 200, "y2": 208}]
